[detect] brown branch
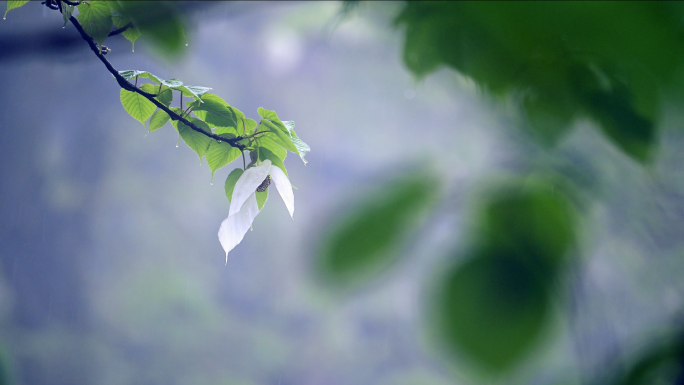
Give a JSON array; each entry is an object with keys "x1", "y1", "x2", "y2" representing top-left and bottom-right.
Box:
[{"x1": 67, "y1": 15, "x2": 244, "y2": 150}]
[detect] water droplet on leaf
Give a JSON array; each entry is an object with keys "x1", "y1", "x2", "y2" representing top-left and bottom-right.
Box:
[
  {"x1": 175, "y1": 145, "x2": 179, "y2": 148},
  {"x1": 185, "y1": 43, "x2": 189, "y2": 46}
]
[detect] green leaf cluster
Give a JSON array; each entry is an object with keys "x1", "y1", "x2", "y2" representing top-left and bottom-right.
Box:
[{"x1": 117, "y1": 70, "x2": 309, "y2": 205}]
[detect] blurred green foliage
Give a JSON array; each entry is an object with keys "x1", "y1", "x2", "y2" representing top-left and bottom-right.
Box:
[
  {"x1": 430, "y1": 182, "x2": 575, "y2": 372},
  {"x1": 395, "y1": 1, "x2": 684, "y2": 161},
  {"x1": 316, "y1": 173, "x2": 439, "y2": 289}
]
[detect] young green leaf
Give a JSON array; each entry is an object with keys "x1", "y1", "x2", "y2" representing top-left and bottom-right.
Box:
[
  {"x1": 120, "y1": 89, "x2": 156, "y2": 128},
  {"x1": 257, "y1": 107, "x2": 280, "y2": 121},
  {"x1": 77, "y1": 1, "x2": 113, "y2": 46},
  {"x1": 259, "y1": 136, "x2": 287, "y2": 161},
  {"x1": 59, "y1": 2, "x2": 73, "y2": 27},
  {"x1": 191, "y1": 99, "x2": 238, "y2": 129},
  {"x1": 4, "y1": 1, "x2": 29, "y2": 19},
  {"x1": 177, "y1": 118, "x2": 212, "y2": 162},
  {"x1": 282, "y1": 121, "x2": 310, "y2": 164},
  {"x1": 256, "y1": 190, "x2": 268, "y2": 211},
  {"x1": 260, "y1": 119, "x2": 299, "y2": 154},
  {"x1": 258, "y1": 147, "x2": 288, "y2": 177},
  {"x1": 139, "y1": 83, "x2": 173, "y2": 107},
  {"x1": 238, "y1": 117, "x2": 257, "y2": 135},
  {"x1": 206, "y1": 140, "x2": 242, "y2": 177},
  {"x1": 224, "y1": 168, "x2": 245, "y2": 202},
  {"x1": 173, "y1": 85, "x2": 212, "y2": 99},
  {"x1": 148, "y1": 109, "x2": 171, "y2": 132}
]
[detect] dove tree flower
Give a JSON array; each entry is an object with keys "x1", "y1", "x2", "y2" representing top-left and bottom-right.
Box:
[{"x1": 218, "y1": 159, "x2": 294, "y2": 261}]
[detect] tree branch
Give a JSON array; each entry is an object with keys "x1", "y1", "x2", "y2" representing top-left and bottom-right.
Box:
[
  {"x1": 108, "y1": 23, "x2": 132, "y2": 37},
  {"x1": 67, "y1": 15, "x2": 245, "y2": 150}
]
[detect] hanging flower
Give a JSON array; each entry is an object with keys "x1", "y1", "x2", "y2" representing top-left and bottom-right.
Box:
[{"x1": 218, "y1": 159, "x2": 294, "y2": 261}]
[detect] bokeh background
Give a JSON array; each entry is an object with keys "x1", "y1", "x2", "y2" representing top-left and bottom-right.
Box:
[{"x1": 2, "y1": 2, "x2": 684, "y2": 385}]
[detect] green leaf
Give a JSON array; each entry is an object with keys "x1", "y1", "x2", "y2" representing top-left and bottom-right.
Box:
[
  {"x1": 224, "y1": 168, "x2": 245, "y2": 202},
  {"x1": 119, "y1": 70, "x2": 183, "y2": 88},
  {"x1": 282, "y1": 121, "x2": 311, "y2": 164},
  {"x1": 156, "y1": 86, "x2": 173, "y2": 107},
  {"x1": 113, "y1": 1, "x2": 186, "y2": 57},
  {"x1": 258, "y1": 147, "x2": 287, "y2": 177},
  {"x1": 257, "y1": 107, "x2": 280, "y2": 121},
  {"x1": 261, "y1": 120, "x2": 299, "y2": 154},
  {"x1": 148, "y1": 109, "x2": 171, "y2": 132},
  {"x1": 172, "y1": 85, "x2": 212, "y2": 100},
  {"x1": 256, "y1": 189, "x2": 268, "y2": 211},
  {"x1": 139, "y1": 83, "x2": 173, "y2": 107},
  {"x1": 59, "y1": 2, "x2": 74, "y2": 27},
  {"x1": 110, "y1": 3, "x2": 140, "y2": 51},
  {"x1": 4, "y1": 1, "x2": 29, "y2": 19},
  {"x1": 316, "y1": 174, "x2": 439, "y2": 288},
  {"x1": 259, "y1": 136, "x2": 287, "y2": 161},
  {"x1": 431, "y1": 253, "x2": 550, "y2": 372},
  {"x1": 120, "y1": 89, "x2": 156, "y2": 128},
  {"x1": 206, "y1": 140, "x2": 242, "y2": 177},
  {"x1": 168, "y1": 107, "x2": 183, "y2": 131},
  {"x1": 77, "y1": 1, "x2": 113, "y2": 46},
  {"x1": 238, "y1": 117, "x2": 257, "y2": 135},
  {"x1": 178, "y1": 118, "x2": 212, "y2": 162},
  {"x1": 191, "y1": 99, "x2": 238, "y2": 129}
]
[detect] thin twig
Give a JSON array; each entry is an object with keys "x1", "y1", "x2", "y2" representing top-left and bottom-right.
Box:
[{"x1": 67, "y1": 15, "x2": 244, "y2": 150}]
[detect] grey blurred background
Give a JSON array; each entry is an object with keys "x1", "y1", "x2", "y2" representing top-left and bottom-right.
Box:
[{"x1": 1, "y1": 2, "x2": 684, "y2": 385}]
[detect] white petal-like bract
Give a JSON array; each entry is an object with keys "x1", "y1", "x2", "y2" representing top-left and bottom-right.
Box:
[
  {"x1": 270, "y1": 165, "x2": 294, "y2": 218},
  {"x1": 229, "y1": 160, "x2": 272, "y2": 217},
  {"x1": 218, "y1": 193, "x2": 259, "y2": 262}
]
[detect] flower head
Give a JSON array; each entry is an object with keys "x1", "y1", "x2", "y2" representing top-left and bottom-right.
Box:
[{"x1": 218, "y1": 159, "x2": 294, "y2": 261}]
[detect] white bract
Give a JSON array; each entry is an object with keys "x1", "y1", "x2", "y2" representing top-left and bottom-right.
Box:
[{"x1": 218, "y1": 159, "x2": 294, "y2": 261}]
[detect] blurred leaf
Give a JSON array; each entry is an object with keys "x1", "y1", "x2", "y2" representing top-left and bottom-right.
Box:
[
  {"x1": 256, "y1": 189, "x2": 268, "y2": 211},
  {"x1": 120, "y1": 89, "x2": 155, "y2": 128},
  {"x1": 432, "y1": 253, "x2": 550, "y2": 372},
  {"x1": 114, "y1": 1, "x2": 186, "y2": 56},
  {"x1": 258, "y1": 147, "x2": 287, "y2": 177},
  {"x1": 206, "y1": 140, "x2": 242, "y2": 178},
  {"x1": 148, "y1": 109, "x2": 171, "y2": 132},
  {"x1": 77, "y1": 0, "x2": 112, "y2": 46},
  {"x1": 225, "y1": 168, "x2": 245, "y2": 202},
  {"x1": 4, "y1": 0, "x2": 29, "y2": 19},
  {"x1": 178, "y1": 118, "x2": 212, "y2": 162},
  {"x1": 394, "y1": 1, "x2": 684, "y2": 161},
  {"x1": 611, "y1": 334, "x2": 684, "y2": 385},
  {"x1": 109, "y1": 2, "x2": 140, "y2": 51},
  {"x1": 317, "y1": 174, "x2": 439, "y2": 288},
  {"x1": 479, "y1": 184, "x2": 576, "y2": 276},
  {"x1": 59, "y1": 2, "x2": 74, "y2": 28}
]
